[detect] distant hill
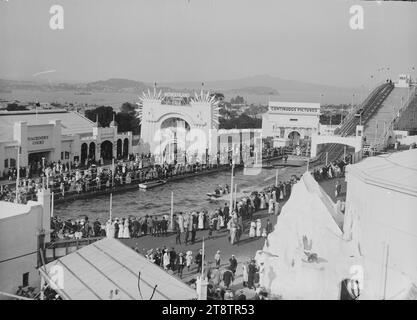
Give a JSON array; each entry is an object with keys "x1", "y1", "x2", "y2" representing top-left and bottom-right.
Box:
[
  {"x1": 161, "y1": 74, "x2": 356, "y2": 92},
  {"x1": 227, "y1": 86, "x2": 279, "y2": 96},
  {"x1": 86, "y1": 78, "x2": 150, "y2": 92},
  {"x1": 0, "y1": 75, "x2": 363, "y2": 104}
]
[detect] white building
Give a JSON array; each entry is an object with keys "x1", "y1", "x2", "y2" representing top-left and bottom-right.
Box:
[
  {"x1": 0, "y1": 110, "x2": 132, "y2": 177},
  {"x1": 343, "y1": 149, "x2": 417, "y2": 299},
  {"x1": 0, "y1": 189, "x2": 51, "y2": 299},
  {"x1": 262, "y1": 101, "x2": 320, "y2": 147},
  {"x1": 395, "y1": 74, "x2": 412, "y2": 88},
  {"x1": 138, "y1": 90, "x2": 220, "y2": 164}
]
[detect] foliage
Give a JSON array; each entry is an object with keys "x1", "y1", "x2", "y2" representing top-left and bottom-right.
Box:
[
  {"x1": 230, "y1": 95, "x2": 245, "y2": 105},
  {"x1": 84, "y1": 104, "x2": 140, "y2": 134},
  {"x1": 6, "y1": 103, "x2": 28, "y2": 111},
  {"x1": 85, "y1": 106, "x2": 114, "y2": 127},
  {"x1": 219, "y1": 113, "x2": 262, "y2": 129}
]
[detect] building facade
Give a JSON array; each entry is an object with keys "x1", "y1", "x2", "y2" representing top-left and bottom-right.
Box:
[
  {"x1": 0, "y1": 188, "x2": 51, "y2": 299},
  {"x1": 138, "y1": 90, "x2": 220, "y2": 164},
  {"x1": 262, "y1": 101, "x2": 320, "y2": 147},
  {"x1": 0, "y1": 110, "x2": 132, "y2": 177},
  {"x1": 343, "y1": 149, "x2": 417, "y2": 299}
]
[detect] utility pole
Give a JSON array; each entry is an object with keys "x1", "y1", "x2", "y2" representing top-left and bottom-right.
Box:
[{"x1": 15, "y1": 147, "x2": 20, "y2": 204}]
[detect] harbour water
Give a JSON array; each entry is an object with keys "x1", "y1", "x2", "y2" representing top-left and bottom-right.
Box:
[{"x1": 54, "y1": 163, "x2": 307, "y2": 222}]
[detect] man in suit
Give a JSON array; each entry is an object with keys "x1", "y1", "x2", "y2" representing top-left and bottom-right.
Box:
[
  {"x1": 222, "y1": 267, "x2": 234, "y2": 289},
  {"x1": 176, "y1": 253, "x2": 186, "y2": 278},
  {"x1": 229, "y1": 255, "x2": 238, "y2": 275}
]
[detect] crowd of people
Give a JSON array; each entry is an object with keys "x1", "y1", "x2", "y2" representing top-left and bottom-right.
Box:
[
  {"x1": 312, "y1": 156, "x2": 350, "y2": 182},
  {"x1": 0, "y1": 155, "x2": 233, "y2": 205},
  {"x1": 140, "y1": 246, "x2": 268, "y2": 300}
]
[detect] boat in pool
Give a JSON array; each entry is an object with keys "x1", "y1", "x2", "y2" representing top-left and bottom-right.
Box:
[
  {"x1": 138, "y1": 180, "x2": 167, "y2": 190},
  {"x1": 206, "y1": 192, "x2": 222, "y2": 199}
]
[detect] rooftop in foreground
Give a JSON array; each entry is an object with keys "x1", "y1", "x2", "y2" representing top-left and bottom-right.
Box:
[
  {"x1": 39, "y1": 238, "x2": 197, "y2": 300},
  {"x1": 346, "y1": 148, "x2": 417, "y2": 196}
]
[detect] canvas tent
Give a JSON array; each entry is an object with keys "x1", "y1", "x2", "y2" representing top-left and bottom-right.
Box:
[
  {"x1": 39, "y1": 238, "x2": 197, "y2": 300},
  {"x1": 257, "y1": 173, "x2": 357, "y2": 300}
]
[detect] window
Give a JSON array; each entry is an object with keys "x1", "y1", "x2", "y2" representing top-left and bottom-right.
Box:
[
  {"x1": 290, "y1": 119, "x2": 298, "y2": 121},
  {"x1": 61, "y1": 152, "x2": 64, "y2": 160},
  {"x1": 65, "y1": 152, "x2": 70, "y2": 159},
  {"x1": 4, "y1": 159, "x2": 8, "y2": 168},
  {"x1": 22, "y1": 272, "x2": 29, "y2": 287},
  {"x1": 10, "y1": 158, "x2": 16, "y2": 168}
]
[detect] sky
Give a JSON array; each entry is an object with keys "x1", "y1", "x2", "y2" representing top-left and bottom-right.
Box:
[{"x1": 0, "y1": 0, "x2": 416, "y2": 87}]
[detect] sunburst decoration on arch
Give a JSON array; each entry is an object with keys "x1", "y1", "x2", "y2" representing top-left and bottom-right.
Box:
[
  {"x1": 135, "y1": 87, "x2": 163, "y2": 125},
  {"x1": 191, "y1": 90, "x2": 220, "y2": 129}
]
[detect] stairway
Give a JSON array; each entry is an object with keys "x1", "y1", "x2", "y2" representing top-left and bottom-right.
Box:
[
  {"x1": 394, "y1": 89, "x2": 417, "y2": 132},
  {"x1": 363, "y1": 87, "x2": 411, "y2": 146},
  {"x1": 312, "y1": 82, "x2": 394, "y2": 165}
]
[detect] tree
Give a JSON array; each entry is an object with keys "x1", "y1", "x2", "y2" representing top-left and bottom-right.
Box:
[
  {"x1": 85, "y1": 106, "x2": 114, "y2": 127},
  {"x1": 230, "y1": 96, "x2": 245, "y2": 105},
  {"x1": 120, "y1": 102, "x2": 137, "y2": 115},
  {"x1": 6, "y1": 103, "x2": 28, "y2": 111}
]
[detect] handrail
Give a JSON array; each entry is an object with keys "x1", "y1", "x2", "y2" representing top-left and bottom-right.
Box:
[{"x1": 372, "y1": 85, "x2": 417, "y2": 151}]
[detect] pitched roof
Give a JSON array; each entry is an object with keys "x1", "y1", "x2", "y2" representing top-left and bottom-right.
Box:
[
  {"x1": 39, "y1": 238, "x2": 197, "y2": 300},
  {"x1": 0, "y1": 110, "x2": 94, "y2": 141}
]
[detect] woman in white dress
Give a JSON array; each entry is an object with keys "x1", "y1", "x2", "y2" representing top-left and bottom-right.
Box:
[
  {"x1": 260, "y1": 194, "x2": 266, "y2": 210},
  {"x1": 242, "y1": 263, "x2": 249, "y2": 287},
  {"x1": 218, "y1": 214, "x2": 224, "y2": 229},
  {"x1": 185, "y1": 251, "x2": 193, "y2": 271},
  {"x1": 249, "y1": 221, "x2": 256, "y2": 238},
  {"x1": 256, "y1": 219, "x2": 262, "y2": 237},
  {"x1": 274, "y1": 201, "x2": 280, "y2": 215},
  {"x1": 123, "y1": 219, "x2": 130, "y2": 238},
  {"x1": 198, "y1": 211, "x2": 204, "y2": 230},
  {"x1": 106, "y1": 219, "x2": 113, "y2": 238},
  {"x1": 118, "y1": 220, "x2": 124, "y2": 238},
  {"x1": 163, "y1": 250, "x2": 170, "y2": 270},
  {"x1": 268, "y1": 199, "x2": 274, "y2": 214}
]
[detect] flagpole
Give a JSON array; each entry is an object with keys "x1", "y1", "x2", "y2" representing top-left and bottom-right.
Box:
[
  {"x1": 15, "y1": 147, "x2": 20, "y2": 203},
  {"x1": 201, "y1": 237, "x2": 205, "y2": 280},
  {"x1": 229, "y1": 161, "x2": 234, "y2": 211},
  {"x1": 51, "y1": 192, "x2": 54, "y2": 218},
  {"x1": 234, "y1": 183, "x2": 237, "y2": 208},
  {"x1": 112, "y1": 158, "x2": 115, "y2": 188},
  {"x1": 109, "y1": 193, "x2": 113, "y2": 220},
  {"x1": 275, "y1": 168, "x2": 279, "y2": 187},
  {"x1": 170, "y1": 191, "x2": 174, "y2": 232}
]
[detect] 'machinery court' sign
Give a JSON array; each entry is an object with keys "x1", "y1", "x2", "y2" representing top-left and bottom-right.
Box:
[{"x1": 28, "y1": 136, "x2": 49, "y2": 145}]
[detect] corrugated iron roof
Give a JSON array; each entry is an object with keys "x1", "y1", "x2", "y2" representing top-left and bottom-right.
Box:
[
  {"x1": 0, "y1": 110, "x2": 94, "y2": 141},
  {"x1": 40, "y1": 238, "x2": 197, "y2": 300}
]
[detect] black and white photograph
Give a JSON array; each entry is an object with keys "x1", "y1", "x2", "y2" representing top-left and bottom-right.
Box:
[{"x1": 0, "y1": 0, "x2": 416, "y2": 306}]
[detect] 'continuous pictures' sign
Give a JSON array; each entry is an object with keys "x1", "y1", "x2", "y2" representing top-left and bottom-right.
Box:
[{"x1": 28, "y1": 136, "x2": 49, "y2": 145}]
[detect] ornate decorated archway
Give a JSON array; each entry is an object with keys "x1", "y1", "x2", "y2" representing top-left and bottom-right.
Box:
[{"x1": 136, "y1": 88, "x2": 220, "y2": 164}]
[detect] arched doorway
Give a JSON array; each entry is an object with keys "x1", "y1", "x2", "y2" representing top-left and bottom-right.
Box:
[
  {"x1": 288, "y1": 131, "x2": 301, "y2": 146},
  {"x1": 160, "y1": 117, "x2": 190, "y2": 163},
  {"x1": 89, "y1": 142, "x2": 96, "y2": 161},
  {"x1": 81, "y1": 143, "x2": 88, "y2": 165},
  {"x1": 116, "y1": 139, "x2": 122, "y2": 159},
  {"x1": 123, "y1": 138, "x2": 129, "y2": 158},
  {"x1": 100, "y1": 140, "x2": 113, "y2": 162}
]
